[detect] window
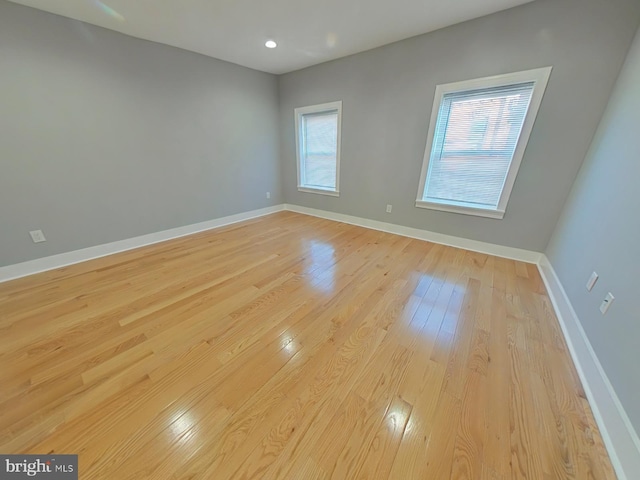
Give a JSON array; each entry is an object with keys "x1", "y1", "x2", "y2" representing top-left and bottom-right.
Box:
[
  {"x1": 295, "y1": 101, "x2": 342, "y2": 196},
  {"x1": 416, "y1": 67, "x2": 552, "y2": 219}
]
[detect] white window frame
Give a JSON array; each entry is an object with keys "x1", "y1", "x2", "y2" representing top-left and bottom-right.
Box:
[
  {"x1": 416, "y1": 67, "x2": 552, "y2": 219},
  {"x1": 295, "y1": 101, "x2": 342, "y2": 197}
]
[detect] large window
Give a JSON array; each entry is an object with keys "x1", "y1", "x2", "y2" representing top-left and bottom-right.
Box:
[
  {"x1": 416, "y1": 67, "x2": 552, "y2": 219},
  {"x1": 295, "y1": 101, "x2": 342, "y2": 196}
]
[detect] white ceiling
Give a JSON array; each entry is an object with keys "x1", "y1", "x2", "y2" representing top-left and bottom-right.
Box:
[{"x1": 9, "y1": 0, "x2": 534, "y2": 74}]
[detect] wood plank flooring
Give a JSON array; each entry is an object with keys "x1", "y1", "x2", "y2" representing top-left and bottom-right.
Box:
[{"x1": 0, "y1": 211, "x2": 616, "y2": 479}]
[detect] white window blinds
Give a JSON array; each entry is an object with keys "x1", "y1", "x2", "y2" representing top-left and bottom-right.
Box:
[
  {"x1": 295, "y1": 101, "x2": 342, "y2": 196},
  {"x1": 301, "y1": 111, "x2": 338, "y2": 189},
  {"x1": 422, "y1": 82, "x2": 534, "y2": 209}
]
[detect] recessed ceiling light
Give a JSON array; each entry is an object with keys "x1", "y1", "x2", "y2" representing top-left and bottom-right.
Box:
[{"x1": 265, "y1": 40, "x2": 277, "y2": 49}]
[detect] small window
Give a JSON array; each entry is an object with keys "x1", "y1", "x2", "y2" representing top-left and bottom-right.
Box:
[
  {"x1": 416, "y1": 67, "x2": 552, "y2": 219},
  {"x1": 295, "y1": 101, "x2": 342, "y2": 196}
]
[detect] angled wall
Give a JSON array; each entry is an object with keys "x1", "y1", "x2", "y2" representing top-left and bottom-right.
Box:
[{"x1": 546, "y1": 26, "x2": 640, "y2": 439}]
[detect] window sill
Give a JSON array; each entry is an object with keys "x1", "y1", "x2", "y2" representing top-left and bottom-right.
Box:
[
  {"x1": 298, "y1": 186, "x2": 340, "y2": 197},
  {"x1": 415, "y1": 200, "x2": 505, "y2": 219}
]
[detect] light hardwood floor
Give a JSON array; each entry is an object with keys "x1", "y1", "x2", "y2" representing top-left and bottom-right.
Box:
[{"x1": 0, "y1": 212, "x2": 615, "y2": 479}]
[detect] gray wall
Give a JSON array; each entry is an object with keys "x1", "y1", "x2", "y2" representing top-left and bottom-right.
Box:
[
  {"x1": 546, "y1": 28, "x2": 640, "y2": 432},
  {"x1": 278, "y1": 0, "x2": 640, "y2": 252},
  {"x1": 0, "y1": 0, "x2": 638, "y2": 435},
  {"x1": 0, "y1": 1, "x2": 281, "y2": 267}
]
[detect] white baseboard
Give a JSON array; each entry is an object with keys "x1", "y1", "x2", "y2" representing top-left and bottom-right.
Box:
[
  {"x1": 1, "y1": 203, "x2": 636, "y2": 477},
  {"x1": 284, "y1": 203, "x2": 542, "y2": 263},
  {"x1": 285, "y1": 204, "x2": 640, "y2": 477},
  {"x1": 0, "y1": 203, "x2": 539, "y2": 283},
  {"x1": 0, "y1": 205, "x2": 285, "y2": 283},
  {"x1": 538, "y1": 255, "x2": 640, "y2": 480}
]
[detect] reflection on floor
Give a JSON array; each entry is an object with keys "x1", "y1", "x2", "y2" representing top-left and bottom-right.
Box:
[{"x1": 0, "y1": 211, "x2": 615, "y2": 479}]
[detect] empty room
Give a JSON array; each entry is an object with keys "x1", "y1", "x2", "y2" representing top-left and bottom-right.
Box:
[{"x1": 1, "y1": 0, "x2": 639, "y2": 478}]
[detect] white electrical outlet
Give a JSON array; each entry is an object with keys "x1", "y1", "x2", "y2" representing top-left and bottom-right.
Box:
[
  {"x1": 266, "y1": 192, "x2": 271, "y2": 199},
  {"x1": 29, "y1": 230, "x2": 46, "y2": 243},
  {"x1": 599, "y1": 292, "x2": 615, "y2": 315},
  {"x1": 586, "y1": 271, "x2": 599, "y2": 291},
  {"x1": 386, "y1": 204, "x2": 392, "y2": 213}
]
